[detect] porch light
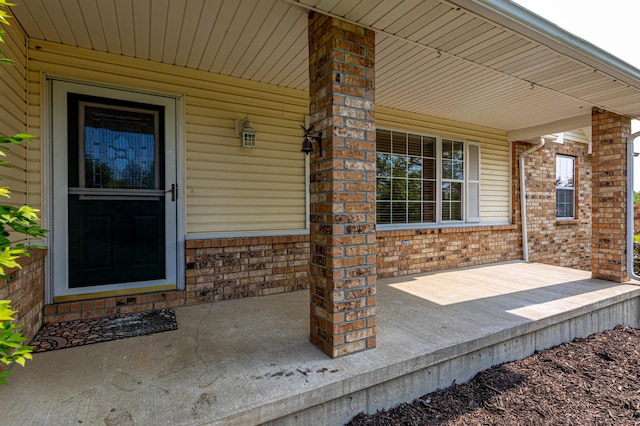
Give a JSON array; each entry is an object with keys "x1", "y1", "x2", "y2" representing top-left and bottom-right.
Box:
[
  {"x1": 300, "y1": 125, "x2": 322, "y2": 156},
  {"x1": 235, "y1": 116, "x2": 256, "y2": 148}
]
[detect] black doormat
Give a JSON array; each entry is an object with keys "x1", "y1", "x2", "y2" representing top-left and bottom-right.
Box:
[{"x1": 30, "y1": 308, "x2": 178, "y2": 353}]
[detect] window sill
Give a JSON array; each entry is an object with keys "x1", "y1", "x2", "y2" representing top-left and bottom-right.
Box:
[
  {"x1": 377, "y1": 222, "x2": 516, "y2": 236},
  {"x1": 556, "y1": 219, "x2": 579, "y2": 225}
]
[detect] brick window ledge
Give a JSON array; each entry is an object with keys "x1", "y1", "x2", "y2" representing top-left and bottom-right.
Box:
[
  {"x1": 556, "y1": 219, "x2": 580, "y2": 226},
  {"x1": 377, "y1": 223, "x2": 517, "y2": 237}
]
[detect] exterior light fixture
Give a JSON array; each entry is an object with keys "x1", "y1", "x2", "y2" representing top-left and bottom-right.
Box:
[
  {"x1": 300, "y1": 125, "x2": 322, "y2": 156},
  {"x1": 235, "y1": 116, "x2": 256, "y2": 148}
]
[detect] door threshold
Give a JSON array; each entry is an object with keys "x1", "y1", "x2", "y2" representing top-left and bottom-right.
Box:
[{"x1": 53, "y1": 284, "x2": 177, "y2": 303}]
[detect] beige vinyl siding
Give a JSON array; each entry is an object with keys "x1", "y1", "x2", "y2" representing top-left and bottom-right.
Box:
[
  {"x1": 26, "y1": 40, "x2": 309, "y2": 235},
  {"x1": 0, "y1": 17, "x2": 28, "y2": 209},
  {"x1": 377, "y1": 106, "x2": 511, "y2": 224}
]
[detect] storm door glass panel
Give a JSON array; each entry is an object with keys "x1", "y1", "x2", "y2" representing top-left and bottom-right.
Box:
[
  {"x1": 69, "y1": 98, "x2": 165, "y2": 288},
  {"x1": 81, "y1": 104, "x2": 159, "y2": 190}
]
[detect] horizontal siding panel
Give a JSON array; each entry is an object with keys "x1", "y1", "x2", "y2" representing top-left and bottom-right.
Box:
[
  {"x1": 189, "y1": 213, "x2": 304, "y2": 224},
  {"x1": 189, "y1": 206, "x2": 304, "y2": 216}
]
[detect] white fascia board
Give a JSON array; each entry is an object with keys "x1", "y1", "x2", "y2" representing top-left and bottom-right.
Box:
[
  {"x1": 445, "y1": 0, "x2": 640, "y2": 89},
  {"x1": 507, "y1": 114, "x2": 591, "y2": 142}
]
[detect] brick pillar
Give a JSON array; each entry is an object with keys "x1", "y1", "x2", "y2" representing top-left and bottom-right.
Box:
[
  {"x1": 307, "y1": 12, "x2": 376, "y2": 358},
  {"x1": 591, "y1": 108, "x2": 631, "y2": 282}
]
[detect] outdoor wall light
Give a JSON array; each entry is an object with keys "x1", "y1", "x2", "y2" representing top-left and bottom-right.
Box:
[
  {"x1": 235, "y1": 116, "x2": 256, "y2": 148},
  {"x1": 301, "y1": 125, "x2": 322, "y2": 156}
]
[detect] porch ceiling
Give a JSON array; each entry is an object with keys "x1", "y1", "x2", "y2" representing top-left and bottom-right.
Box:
[{"x1": 12, "y1": 0, "x2": 640, "y2": 133}]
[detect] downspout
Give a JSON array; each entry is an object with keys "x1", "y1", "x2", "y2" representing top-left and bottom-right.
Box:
[{"x1": 519, "y1": 138, "x2": 546, "y2": 262}]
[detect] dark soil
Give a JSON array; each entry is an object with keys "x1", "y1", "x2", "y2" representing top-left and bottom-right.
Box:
[{"x1": 348, "y1": 326, "x2": 640, "y2": 425}]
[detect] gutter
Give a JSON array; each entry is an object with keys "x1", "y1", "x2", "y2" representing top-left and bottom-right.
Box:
[{"x1": 519, "y1": 138, "x2": 545, "y2": 262}]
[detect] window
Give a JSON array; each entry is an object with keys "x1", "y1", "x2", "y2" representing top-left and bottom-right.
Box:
[
  {"x1": 556, "y1": 155, "x2": 575, "y2": 219},
  {"x1": 376, "y1": 129, "x2": 480, "y2": 225}
]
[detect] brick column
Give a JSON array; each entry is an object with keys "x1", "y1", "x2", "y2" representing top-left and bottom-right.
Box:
[
  {"x1": 307, "y1": 12, "x2": 376, "y2": 358},
  {"x1": 591, "y1": 108, "x2": 631, "y2": 282}
]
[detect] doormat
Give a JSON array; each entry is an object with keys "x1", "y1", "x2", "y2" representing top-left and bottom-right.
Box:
[{"x1": 29, "y1": 308, "x2": 177, "y2": 353}]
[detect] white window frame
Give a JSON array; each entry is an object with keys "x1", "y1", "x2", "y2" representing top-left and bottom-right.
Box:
[
  {"x1": 465, "y1": 142, "x2": 481, "y2": 223},
  {"x1": 375, "y1": 128, "x2": 481, "y2": 229},
  {"x1": 555, "y1": 154, "x2": 576, "y2": 220}
]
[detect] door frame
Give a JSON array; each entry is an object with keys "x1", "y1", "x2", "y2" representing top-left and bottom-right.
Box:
[{"x1": 45, "y1": 77, "x2": 185, "y2": 302}]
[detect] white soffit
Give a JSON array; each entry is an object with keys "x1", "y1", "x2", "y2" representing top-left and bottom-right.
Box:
[
  {"x1": 11, "y1": 0, "x2": 310, "y2": 90},
  {"x1": 11, "y1": 0, "x2": 640, "y2": 132},
  {"x1": 294, "y1": 0, "x2": 640, "y2": 130}
]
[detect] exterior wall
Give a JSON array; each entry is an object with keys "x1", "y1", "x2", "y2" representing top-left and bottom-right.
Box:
[
  {"x1": 26, "y1": 40, "x2": 309, "y2": 234},
  {"x1": 0, "y1": 13, "x2": 46, "y2": 341},
  {"x1": 23, "y1": 34, "x2": 626, "y2": 325},
  {"x1": 44, "y1": 236, "x2": 309, "y2": 323},
  {"x1": 0, "y1": 250, "x2": 46, "y2": 340},
  {"x1": 28, "y1": 40, "x2": 520, "y2": 320},
  {"x1": 25, "y1": 41, "x2": 311, "y2": 320},
  {"x1": 376, "y1": 225, "x2": 520, "y2": 278},
  {"x1": 373, "y1": 107, "x2": 517, "y2": 279},
  {"x1": 376, "y1": 106, "x2": 511, "y2": 224},
  {"x1": 513, "y1": 139, "x2": 592, "y2": 270},
  {"x1": 0, "y1": 13, "x2": 29, "y2": 212},
  {"x1": 185, "y1": 235, "x2": 309, "y2": 301}
]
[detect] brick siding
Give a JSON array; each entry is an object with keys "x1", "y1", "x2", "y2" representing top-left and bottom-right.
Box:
[
  {"x1": 513, "y1": 139, "x2": 592, "y2": 270},
  {"x1": 376, "y1": 225, "x2": 521, "y2": 278},
  {"x1": 184, "y1": 235, "x2": 309, "y2": 302},
  {"x1": 0, "y1": 249, "x2": 46, "y2": 340},
  {"x1": 43, "y1": 235, "x2": 310, "y2": 323}
]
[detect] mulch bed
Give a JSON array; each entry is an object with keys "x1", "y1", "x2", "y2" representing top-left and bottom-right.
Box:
[{"x1": 348, "y1": 325, "x2": 640, "y2": 425}]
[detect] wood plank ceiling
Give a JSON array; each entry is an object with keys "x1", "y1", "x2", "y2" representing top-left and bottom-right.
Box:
[{"x1": 11, "y1": 0, "x2": 640, "y2": 132}]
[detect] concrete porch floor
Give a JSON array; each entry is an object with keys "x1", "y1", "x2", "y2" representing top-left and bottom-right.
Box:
[{"x1": 2, "y1": 261, "x2": 640, "y2": 425}]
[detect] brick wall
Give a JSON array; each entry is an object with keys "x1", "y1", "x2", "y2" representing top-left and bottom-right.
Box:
[
  {"x1": 513, "y1": 139, "x2": 592, "y2": 270},
  {"x1": 184, "y1": 235, "x2": 309, "y2": 302},
  {"x1": 0, "y1": 249, "x2": 46, "y2": 340},
  {"x1": 44, "y1": 235, "x2": 310, "y2": 323},
  {"x1": 591, "y1": 108, "x2": 631, "y2": 282},
  {"x1": 376, "y1": 225, "x2": 521, "y2": 278}
]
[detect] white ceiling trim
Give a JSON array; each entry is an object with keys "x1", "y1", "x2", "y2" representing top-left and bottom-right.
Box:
[{"x1": 507, "y1": 114, "x2": 592, "y2": 142}]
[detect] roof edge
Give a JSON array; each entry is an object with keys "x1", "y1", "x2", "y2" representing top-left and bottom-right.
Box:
[{"x1": 446, "y1": 0, "x2": 640, "y2": 90}]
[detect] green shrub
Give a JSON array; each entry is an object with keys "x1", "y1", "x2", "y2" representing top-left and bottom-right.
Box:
[{"x1": 0, "y1": 300, "x2": 32, "y2": 384}]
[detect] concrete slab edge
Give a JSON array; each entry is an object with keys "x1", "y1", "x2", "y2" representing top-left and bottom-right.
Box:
[{"x1": 213, "y1": 288, "x2": 640, "y2": 425}]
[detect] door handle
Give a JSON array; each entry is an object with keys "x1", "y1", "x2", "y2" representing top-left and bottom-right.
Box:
[{"x1": 166, "y1": 184, "x2": 177, "y2": 202}]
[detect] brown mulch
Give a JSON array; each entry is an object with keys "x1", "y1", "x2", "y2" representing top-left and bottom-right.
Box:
[{"x1": 348, "y1": 326, "x2": 640, "y2": 425}]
